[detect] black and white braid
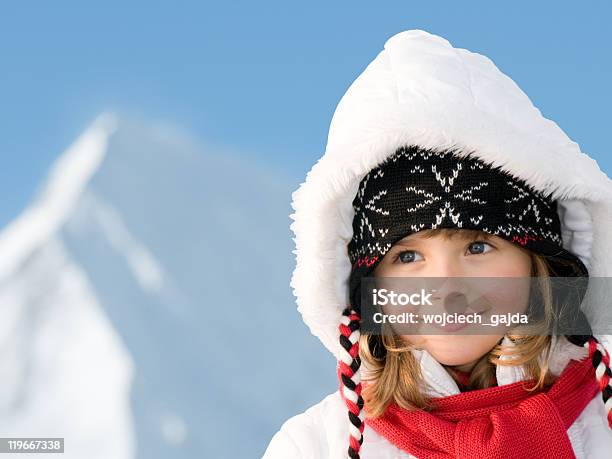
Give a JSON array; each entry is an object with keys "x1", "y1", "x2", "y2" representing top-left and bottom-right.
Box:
[
  {"x1": 567, "y1": 334, "x2": 612, "y2": 428},
  {"x1": 338, "y1": 306, "x2": 364, "y2": 459}
]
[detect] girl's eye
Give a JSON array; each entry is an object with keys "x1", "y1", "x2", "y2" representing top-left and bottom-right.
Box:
[
  {"x1": 467, "y1": 241, "x2": 493, "y2": 255},
  {"x1": 395, "y1": 250, "x2": 423, "y2": 264}
]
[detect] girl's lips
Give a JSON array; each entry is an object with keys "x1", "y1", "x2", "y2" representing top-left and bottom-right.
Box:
[{"x1": 433, "y1": 319, "x2": 470, "y2": 332}]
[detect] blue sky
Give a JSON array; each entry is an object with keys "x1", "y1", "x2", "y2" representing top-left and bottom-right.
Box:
[{"x1": 2, "y1": 1, "x2": 610, "y2": 229}]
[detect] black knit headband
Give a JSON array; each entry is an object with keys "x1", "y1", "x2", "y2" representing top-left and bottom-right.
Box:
[{"x1": 347, "y1": 145, "x2": 588, "y2": 279}]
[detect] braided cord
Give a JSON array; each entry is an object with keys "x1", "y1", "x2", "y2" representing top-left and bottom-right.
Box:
[
  {"x1": 338, "y1": 306, "x2": 365, "y2": 459},
  {"x1": 567, "y1": 335, "x2": 612, "y2": 428}
]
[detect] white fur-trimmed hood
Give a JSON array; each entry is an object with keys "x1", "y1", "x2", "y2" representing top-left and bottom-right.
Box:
[{"x1": 289, "y1": 29, "x2": 612, "y2": 361}]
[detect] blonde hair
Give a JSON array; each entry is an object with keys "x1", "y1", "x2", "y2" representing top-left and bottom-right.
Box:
[{"x1": 360, "y1": 228, "x2": 559, "y2": 418}]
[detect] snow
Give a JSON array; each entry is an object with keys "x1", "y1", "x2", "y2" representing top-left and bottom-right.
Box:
[
  {"x1": 0, "y1": 114, "x2": 117, "y2": 281},
  {"x1": 84, "y1": 192, "x2": 165, "y2": 294},
  {"x1": 0, "y1": 238, "x2": 135, "y2": 459},
  {"x1": 0, "y1": 114, "x2": 335, "y2": 458}
]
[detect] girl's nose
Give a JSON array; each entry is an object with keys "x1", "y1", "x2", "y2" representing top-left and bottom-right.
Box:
[{"x1": 428, "y1": 277, "x2": 471, "y2": 312}]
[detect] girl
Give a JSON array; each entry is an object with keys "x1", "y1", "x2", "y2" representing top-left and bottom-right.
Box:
[{"x1": 263, "y1": 30, "x2": 612, "y2": 458}]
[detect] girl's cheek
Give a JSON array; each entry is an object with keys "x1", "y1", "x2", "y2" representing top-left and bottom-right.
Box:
[
  {"x1": 491, "y1": 249, "x2": 532, "y2": 276},
  {"x1": 377, "y1": 261, "x2": 411, "y2": 277},
  {"x1": 480, "y1": 278, "x2": 531, "y2": 315},
  {"x1": 468, "y1": 256, "x2": 530, "y2": 278}
]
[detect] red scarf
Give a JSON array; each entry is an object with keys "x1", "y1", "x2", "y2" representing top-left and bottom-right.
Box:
[{"x1": 365, "y1": 357, "x2": 598, "y2": 459}]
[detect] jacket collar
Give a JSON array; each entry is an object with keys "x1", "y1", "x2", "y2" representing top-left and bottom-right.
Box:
[{"x1": 412, "y1": 335, "x2": 589, "y2": 397}]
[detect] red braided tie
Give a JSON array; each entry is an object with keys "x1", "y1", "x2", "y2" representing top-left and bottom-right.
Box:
[
  {"x1": 584, "y1": 337, "x2": 612, "y2": 428},
  {"x1": 338, "y1": 307, "x2": 364, "y2": 459}
]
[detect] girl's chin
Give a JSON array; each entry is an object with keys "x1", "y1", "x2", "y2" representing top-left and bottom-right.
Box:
[
  {"x1": 419, "y1": 335, "x2": 504, "y2": 366},
  {"x1": 431, "y1": 352, "x2": 480, "y2": 367}
]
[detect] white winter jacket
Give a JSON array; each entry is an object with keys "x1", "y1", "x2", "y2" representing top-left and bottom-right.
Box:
[
  {"x1": 263, "y1": 29, "x2": 612, "y2": 459},
  {"x1": 264, "y1": 336, "x2": 612, "y2": 458}
]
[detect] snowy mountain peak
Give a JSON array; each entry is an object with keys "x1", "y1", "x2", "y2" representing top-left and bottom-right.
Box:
[
  {"x1": 0, "y1": 115, "x2": 334, "y2": 459},
  {"x1": 0, "y1": 113, "x2": 117, "y2": 280}
]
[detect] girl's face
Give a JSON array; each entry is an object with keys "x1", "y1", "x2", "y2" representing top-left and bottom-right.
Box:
[{"x1": 373, "y1": 230, "x2": 532, "y2": 371}]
